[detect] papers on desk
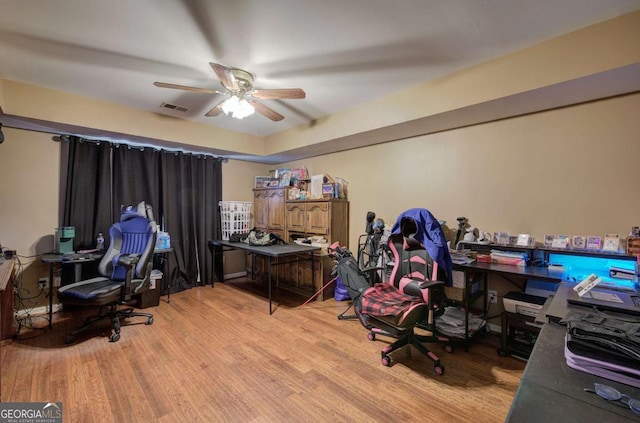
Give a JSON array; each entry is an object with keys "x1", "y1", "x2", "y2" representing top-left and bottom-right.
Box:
[
  {"x1": 61, "y1": 253, "x2": 93, "y2": 261},
  {"x1": 451, "y1": 252, "x2": 475, "y2": 265},
  {"x1": 435, "y1": 306, "x2": 486, "y2": 339}
]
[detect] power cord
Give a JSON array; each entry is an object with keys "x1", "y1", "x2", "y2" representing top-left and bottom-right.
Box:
[{"x1": 12, "y1": 254, "x2": 52, "y2": 339}]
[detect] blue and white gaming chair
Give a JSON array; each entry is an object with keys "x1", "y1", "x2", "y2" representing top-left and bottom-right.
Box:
[{"x1": 58, "y1": 201, "x2": 157, "y2": 343}]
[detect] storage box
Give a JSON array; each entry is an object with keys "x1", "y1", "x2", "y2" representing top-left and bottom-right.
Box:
[
  {"x1": 322, "y1": 183, "x2": 334, "y2": 198},
  {"x1": 444, "y1": 281, "x2": 480, "y2": 302},
  {"x1": 445, "y1": 286, "x2": 465, "y2": 301},
  {"x1": 219, "y1": 201, "x2": 252, "y2": 241},
  {"x1": 149, "y1": 269, "x2": 163, "y2": 290}
]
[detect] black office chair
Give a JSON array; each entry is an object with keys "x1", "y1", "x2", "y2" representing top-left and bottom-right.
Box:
[{"x1": 58, "y1": 202, "x2": 157, "y2": 343}]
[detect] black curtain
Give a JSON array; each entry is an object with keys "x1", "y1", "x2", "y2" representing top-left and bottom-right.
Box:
[
  {"x1": 62, "y1": 138, "x2": 112, "y2": 250},
  {"x1": 112, "y1": 144, "x2": 161, "y2": 220},
  {"x1": 62, "y1": 137, "x2": 223, "y2": 291},
  {"x1": 161, "y1": 151, "x2": 223, "y2": 289}
]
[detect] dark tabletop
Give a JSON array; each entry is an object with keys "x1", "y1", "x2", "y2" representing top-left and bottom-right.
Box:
[
  {"x1": 209, "y1": 240, "x2": 321, "y2": 257},
  {"x1": 507, "y1": 323, "x2": 640, "y2": 422}
]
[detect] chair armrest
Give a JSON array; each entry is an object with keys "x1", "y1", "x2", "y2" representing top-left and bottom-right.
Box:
[
  {"x1": 117, "y1": 254, "x2": 140, "y2": 268},
  {"x1": 417, "y1": 279, "x2": 445, "y2": 290}
]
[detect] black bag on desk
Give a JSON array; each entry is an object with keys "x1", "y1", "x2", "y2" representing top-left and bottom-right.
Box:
[
  {"x1": 240, "y1": 229, "x2": 286, "y2": 246},
  {"x1": 564, "y1": 316, "x2": 640, "y2": 387},
  {"x1": 565, "y1": 317, "x2": 640, "y2": 369},
  {"x1": 229, "y1": 232, "x2": 250, "y2": 243}
]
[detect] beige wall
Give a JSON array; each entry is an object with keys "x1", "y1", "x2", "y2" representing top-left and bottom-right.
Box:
[
  {"x1": 0, "y1": 128, "x2": 60, "y2": 309},
  {"x1": 221, "y1": 159, "x2": 270, "y2": 275},
  {"x1": 278, "y1": 92, "x2": 640, "y2": 252},
  {"x1": 0, "y1": 77, "x2": 4, "y2": 112},
  {"x1": 3, "y1": 80, "x2": 264, "y2": 156}
]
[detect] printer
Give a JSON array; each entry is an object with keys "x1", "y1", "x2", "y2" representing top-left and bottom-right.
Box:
[
  {"x1": 503, "y1": 292, "x2": 547, "y2": 318},
  {"x1": 503, "y1": 280, "x2": 556, "y2": 318}
]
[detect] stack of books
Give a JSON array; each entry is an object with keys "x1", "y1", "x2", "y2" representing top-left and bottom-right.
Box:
[{"x1": 489, "y1": 250, "x2": 527, "y2": 266}]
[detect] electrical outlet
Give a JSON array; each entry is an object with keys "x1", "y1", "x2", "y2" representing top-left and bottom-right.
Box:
[
  {"x1": 489, "y1": 290, "x2": 498, "y2": 304},
  {"x1": 38, "y1": 277, "x2": 48, "y2": 290},
  {"x1": 53, "y1": 276, "x2": 61, "y2": 288}
]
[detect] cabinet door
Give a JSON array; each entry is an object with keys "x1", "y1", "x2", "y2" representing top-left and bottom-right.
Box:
[
  {"x1": 267, "y1": 189, "x2": 286, "y2": 231},
  {"x1": 306, "y1": 202, "x2": 330, "y2": 235},
  {"x1": 286, "y1": 203, "x2": 306, "y2": 232},
  {"x1": 253, "y1": 190, "x2": 269, "y2": 229}
]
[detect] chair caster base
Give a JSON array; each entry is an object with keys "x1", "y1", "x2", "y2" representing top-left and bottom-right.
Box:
[{"x1": 381, "y1": 354, "x2": 391, "y2": 366}]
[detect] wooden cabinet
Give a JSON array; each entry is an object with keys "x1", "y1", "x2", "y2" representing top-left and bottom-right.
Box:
[
  {"x1": 251, "y1": 191, "x2": 349, "y2": 301},
  {"x1": 253, "y1": 187, "x2": 288, "y2": 239},
  {"x1": 285, "y1": 199, "x2": 349, "y2": 245}
]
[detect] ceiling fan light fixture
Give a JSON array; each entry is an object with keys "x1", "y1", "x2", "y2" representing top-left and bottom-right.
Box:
[
  {"x1": 221, "y1": 95, "x2": 255, "y2": 119},
  {"x1": 155, "y1": 62, "x2": 302, "y2": 121}
]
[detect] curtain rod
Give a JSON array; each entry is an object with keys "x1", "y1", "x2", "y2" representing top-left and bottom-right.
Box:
[{"x1": 53, "y1": 135, "x2": 229, "y2": 162}]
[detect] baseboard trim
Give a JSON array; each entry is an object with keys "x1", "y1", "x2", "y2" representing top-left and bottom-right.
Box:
[
  {"x1": 223, "y1": 271, "x2": 247, "y2": 280},
  {"x1": 16, "y1": 303, "x2": 62, "y2": 318}
]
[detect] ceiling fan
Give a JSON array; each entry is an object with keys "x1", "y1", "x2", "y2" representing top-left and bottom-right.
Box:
[{"x1": 154, "y1": 62, "x2": 305, "y2": 121}]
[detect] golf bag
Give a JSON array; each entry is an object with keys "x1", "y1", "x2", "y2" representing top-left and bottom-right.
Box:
[{"x1": 330, "y1": 242, "x2": 375, "y2": 322}]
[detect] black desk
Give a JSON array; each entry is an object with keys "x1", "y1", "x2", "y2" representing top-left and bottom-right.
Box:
[
  {"x1": 42, "y1": 253, "x2": 101, "y2": 328},
  {"x1": 507, "y1": 323, "x2": 640, "y2": 422},
  {"x1": 152, "y1": 247, "x2": 173, "y2": 304},
  {"x1": 208, "y1": 240, "x2": 321, "y2": 314},
  {"x1": 452, "y1": 262, "x2": 564, "y2": 349},
  {"x1": 457, "y1": 261, "x2": 565, "y2": 285}
]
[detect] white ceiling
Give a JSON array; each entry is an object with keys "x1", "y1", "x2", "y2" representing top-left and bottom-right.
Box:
[{"x1": 1, "y1": 0, "x2": 640, "y2": 142}]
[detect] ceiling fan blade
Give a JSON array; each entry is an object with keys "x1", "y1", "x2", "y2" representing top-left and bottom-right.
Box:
[
  {"x1": 153, "y1": 82, "x2": 222, "y2": 95},
  {"x1": 248, "y1": 100, "x2": 284, "y2": 121},
  {"x1": 251, "y1": 88, "x2": 306, "y2": 100},
  {"x1": 210, "y1": 62, "x2": 239, "y2": 91},
  {"x1": 205, "y1": 98, "x2": 227, "y2": 117}
]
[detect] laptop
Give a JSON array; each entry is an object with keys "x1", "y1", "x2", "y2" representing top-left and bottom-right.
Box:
[{"x1": 566, "y1": 287, "x2": 640, "y2": 316}]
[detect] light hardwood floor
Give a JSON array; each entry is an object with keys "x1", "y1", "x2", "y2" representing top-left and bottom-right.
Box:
[{"x1": 1, "y1": 279, "x2": 525, "y2": 422}]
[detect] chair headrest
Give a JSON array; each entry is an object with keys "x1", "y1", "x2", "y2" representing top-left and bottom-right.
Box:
[
  {"x1": 401, "y1": 217, "x2": 423, "y2": 251},
  {"x1": 120, "y1": 201, "x2": 154, "y2": 223}
]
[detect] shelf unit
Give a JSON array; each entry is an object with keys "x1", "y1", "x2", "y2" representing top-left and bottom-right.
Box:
[
  {"x1": 457, "y1": 241, "x2": 639, "y2": 359},
  {"x1": 498, "y1": 311, "x2": 543, "y2": 360},
  {"x1": 447, "y1": 266, "x2": 489, "y2": 350}
]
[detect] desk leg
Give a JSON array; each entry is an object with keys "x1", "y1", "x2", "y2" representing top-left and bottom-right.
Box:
[
  {"x1": 73, "y1": 263, "x2": 83, "y2": 282},
  {"x1": 311, "y1": 252, "x2": 315, "y2": 299},
  {"x1": 210, "y1": 246, "x2": 223, "y2": 288},
  {"x1": 268, "y1": 256, "x2": 273, "y2": 315},
  {"x1": 464, "y1": 277, "x2": 470, "y2": 351},
  {"x1": 162, "y1": 253, "x2": 171, "y2": 304},
  {"x1": 499, "y1": 312, "x2": 508, "y2": 356},
  {"x1": 48, "y1": 263, "x2": 54, "y2": 329}
]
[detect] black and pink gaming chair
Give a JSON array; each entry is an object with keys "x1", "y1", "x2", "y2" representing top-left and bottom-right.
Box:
[{"x1": 358, "y1": 208, "x2": 452, "y2": 375}]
